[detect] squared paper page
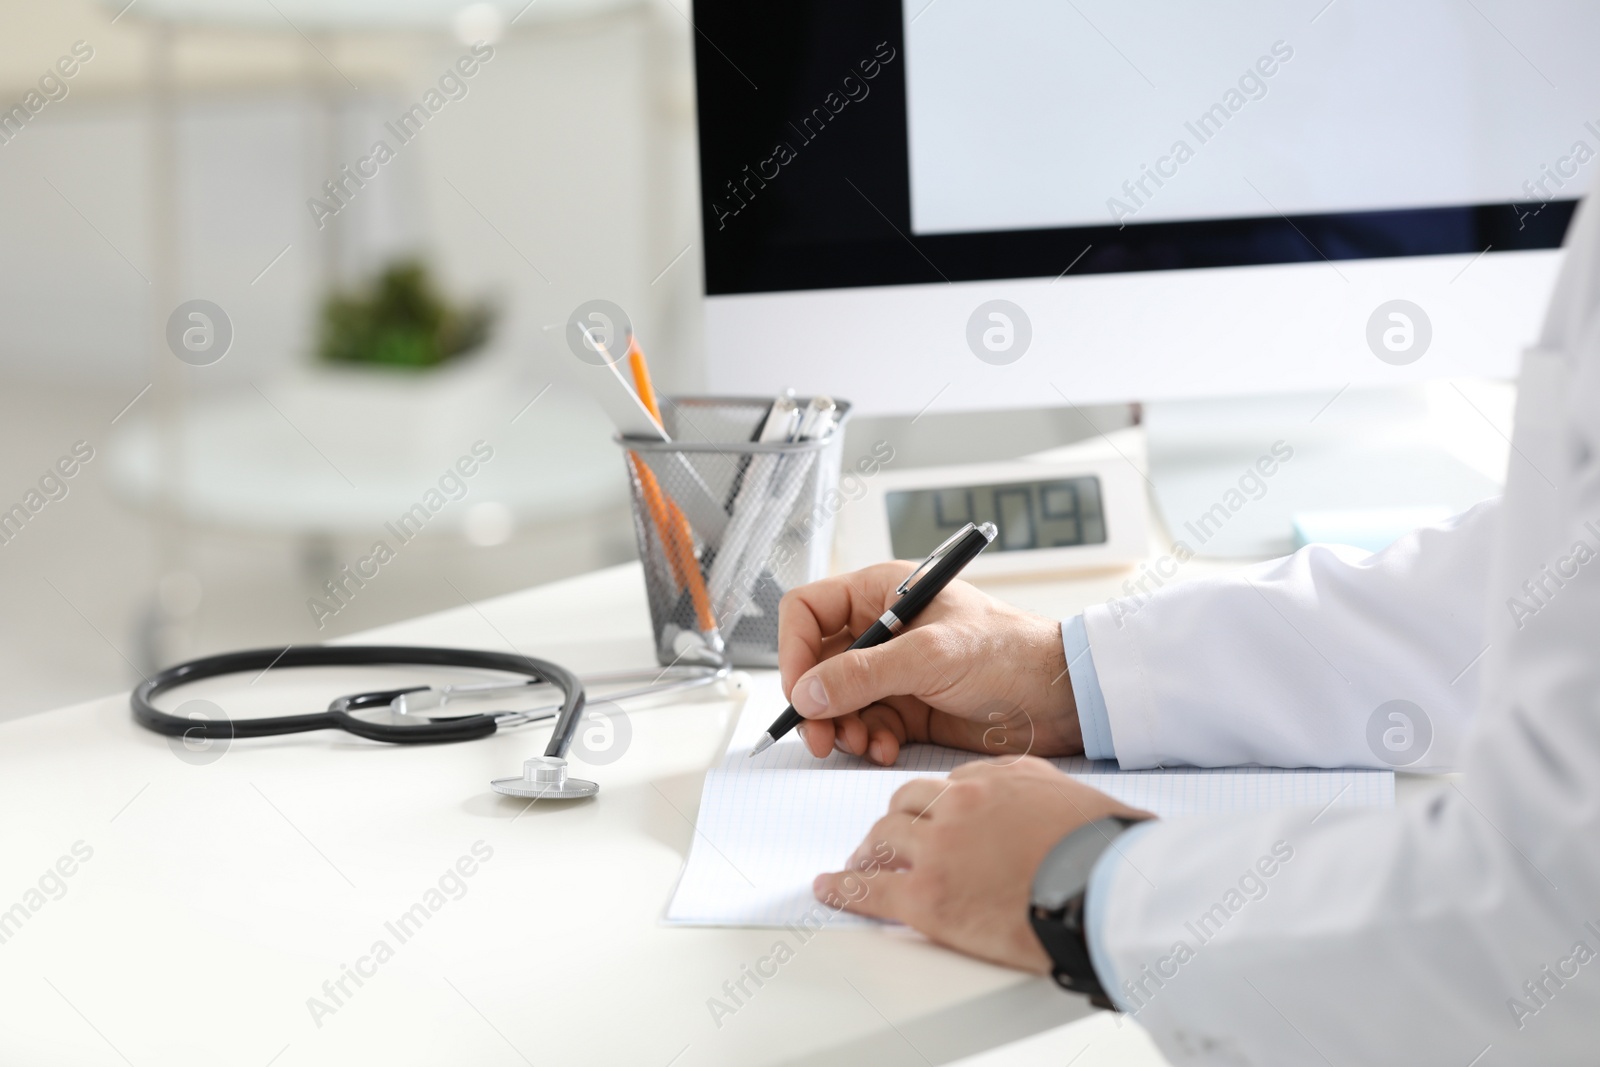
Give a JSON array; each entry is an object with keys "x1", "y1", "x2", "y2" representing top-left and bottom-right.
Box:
[{"x1": 665, "y1": 741, "x2": 1393, "y2": 927}]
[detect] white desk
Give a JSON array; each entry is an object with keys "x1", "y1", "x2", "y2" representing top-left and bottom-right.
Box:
[{"x1": 0, "y1": 561, "x2": 1194, "y2": 1067}]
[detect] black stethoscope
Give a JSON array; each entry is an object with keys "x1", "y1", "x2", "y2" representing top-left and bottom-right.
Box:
[{"x1": 132, "y1": 645, "x2": 728, "y2": 799}]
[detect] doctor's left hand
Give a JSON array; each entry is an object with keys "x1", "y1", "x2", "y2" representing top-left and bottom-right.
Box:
[{"x1": 812, "y1": 757, "x2": 1151, "y2": 972}]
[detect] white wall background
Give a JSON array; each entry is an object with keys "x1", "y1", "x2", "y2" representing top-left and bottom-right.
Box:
[
  {"x1": 0, "y1": 0, "x2": 1127, "y2": 722},
  {"x1": 0, "y1": 1, "x2": 704, "y2": 395},
  {"x1": 0, "y1": 0, "x2": 709, "y2": 720}
]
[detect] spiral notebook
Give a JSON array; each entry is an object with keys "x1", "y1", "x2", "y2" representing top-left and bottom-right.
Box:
[{"x1": 665, "y1": 739, "x2": 1393, "y2": 927}]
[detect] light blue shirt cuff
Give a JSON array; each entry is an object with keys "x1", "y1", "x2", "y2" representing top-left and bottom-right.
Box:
[
  {"x1": 1084, "y1": 819, "x2": 1157, "y2": 1013},
  {"x1": 1062, "y1": 614, "x2": 1116, "y2": 762}
]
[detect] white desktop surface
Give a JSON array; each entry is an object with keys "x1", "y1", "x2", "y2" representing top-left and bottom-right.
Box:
[{"x1": 0, "y1": 561, "x2": 1199, "y2": 1067}]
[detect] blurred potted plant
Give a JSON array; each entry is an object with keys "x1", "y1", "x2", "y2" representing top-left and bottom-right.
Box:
[
  {"x1": 292, "y1": 258, "x2": 507, "y2": 478},
  {"x1": 318, "y1": 259, "x2": 495, "y2": 370}
]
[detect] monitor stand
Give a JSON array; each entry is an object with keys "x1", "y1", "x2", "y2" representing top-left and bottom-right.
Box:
[{"x1": 1143, "y1": 385, "x2": 1506, "y2": 559}]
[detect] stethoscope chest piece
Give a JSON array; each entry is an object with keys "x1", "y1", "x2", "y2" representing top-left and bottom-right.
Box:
[{"x1": 491, "y1": 756, "x2": 598, "y2": 800}]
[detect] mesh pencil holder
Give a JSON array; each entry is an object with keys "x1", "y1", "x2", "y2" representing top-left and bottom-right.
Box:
[{"x1": 618, "y1": 397, "x2": 852, "y2": 668}]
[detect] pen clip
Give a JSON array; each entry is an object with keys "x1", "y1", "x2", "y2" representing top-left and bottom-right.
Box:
[{"x1": 897, "y1": 522, "x2": 977, "y2": 595}]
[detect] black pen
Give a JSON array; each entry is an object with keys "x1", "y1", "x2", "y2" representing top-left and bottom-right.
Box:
[{"x1": 749, "y1": 521, "x2": 998, "y2": 755}]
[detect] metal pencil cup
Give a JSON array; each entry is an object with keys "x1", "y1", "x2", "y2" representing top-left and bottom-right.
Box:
[{"x1": 619, "y1": 397, "x2": 852, "y2": 668}]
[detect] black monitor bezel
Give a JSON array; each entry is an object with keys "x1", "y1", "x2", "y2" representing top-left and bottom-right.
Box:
[{"x1": 692, "y1": 0, "x2": 1574, "y2": 297}]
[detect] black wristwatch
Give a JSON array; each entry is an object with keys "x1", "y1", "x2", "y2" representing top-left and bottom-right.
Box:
[{"x1": 1029, "y1": 815, "x2": 1144, "y2": 1009}]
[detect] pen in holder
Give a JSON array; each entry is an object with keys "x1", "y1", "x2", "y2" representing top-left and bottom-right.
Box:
[{"x1": 618, "y1": 396, "x2": 851, "y2": 668}]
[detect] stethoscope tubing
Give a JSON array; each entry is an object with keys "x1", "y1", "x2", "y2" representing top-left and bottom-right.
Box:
[
  {"x1": 132, "y1": 645, "x2": 586, "y2": 755},
  {"x1": 494, "y1": 664, "x2": 730, "y2": 727}
]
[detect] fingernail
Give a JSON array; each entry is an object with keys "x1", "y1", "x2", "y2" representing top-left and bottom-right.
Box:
[
  {"x1": 869, "y1": 739, "x2": 886, "y2": 764},
  {"x1": 795, "y1": 676, "x2": 829, "y2": 716}
]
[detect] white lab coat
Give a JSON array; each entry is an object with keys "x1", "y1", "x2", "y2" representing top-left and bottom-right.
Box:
[{"x1": 1081, "y1": 190, "x2": 1600, "y2": 1063}]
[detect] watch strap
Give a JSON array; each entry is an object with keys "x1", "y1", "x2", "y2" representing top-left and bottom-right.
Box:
[
  {"x1": 1031, "y1": 892, "x2": 1112, "y2": 1007},
  {"x1": 1029, "y1": 815, "x2": 1142, "y2": 1008}
]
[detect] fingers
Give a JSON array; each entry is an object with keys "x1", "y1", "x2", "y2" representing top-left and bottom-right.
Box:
[
  {"x1": 777, "y1": 564, "x2": 912, "y2": 699},
  {"x1": 813, "y1": 868, "x2": 912, "y2": 921},
  {"x1": 798, "y1": 713, "x2": 869, "y2": 759},
  {"x1": 798, "y1": 707, "x2": 907, "y2": 764},
  {"x1": 943, "y1": 756, "x2": 1157, "y2": 824},
  {"x1": 948, "y1": 753, "x2": 1054, "y2": 779},
  {"x1": 846, "y1": 811, "x2": 916, "y2": 871},
  {"x1": 861, "y1": 703, "x2": 907, "y2": 765},
  {"x1": 815, "y1": 810, "x2": 919, "y2": 919},
  {"x1": 887, "y1": 777, "x2": 946, "y2": 817},
  {"x1": 796, "y1": 718, "x2": 835, "y2": 759},
  {"x1": 792, "y1": 632, "x2": 943, "y2": 723}
]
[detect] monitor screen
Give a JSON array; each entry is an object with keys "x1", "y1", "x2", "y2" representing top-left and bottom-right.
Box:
[
  {"x1": 692, "y1": 0, "x2": 1589, "y2": 411},
  {"x1": 694, "y1": 0, "x2": 1585, "y2": 295},
  {"x1": 905, "y1": 2, "x2": 1589, "y2": 235}
]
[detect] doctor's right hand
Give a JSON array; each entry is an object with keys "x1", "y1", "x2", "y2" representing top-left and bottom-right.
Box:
[{"x1": 778, "y1": 563, "x2": 1083, "y2": 766}]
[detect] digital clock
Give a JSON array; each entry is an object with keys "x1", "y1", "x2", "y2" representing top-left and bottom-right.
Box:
[{"x1": 835, "y1": 451, "x2": 1149, "y2": 578}]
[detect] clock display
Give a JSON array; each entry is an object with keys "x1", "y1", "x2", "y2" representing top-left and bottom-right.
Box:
[{"x1": 886, "y1": 476, "x2": 1107, "y2": 559}]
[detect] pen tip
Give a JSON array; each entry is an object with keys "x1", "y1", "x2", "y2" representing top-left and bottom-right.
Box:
[{"x1": 749, "y1": 734, "x2": 773, "y2": 756}]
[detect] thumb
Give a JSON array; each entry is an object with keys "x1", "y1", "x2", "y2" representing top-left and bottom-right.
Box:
[{"x1": 791, "y1": 636, "x2": 938, "y2": 719}]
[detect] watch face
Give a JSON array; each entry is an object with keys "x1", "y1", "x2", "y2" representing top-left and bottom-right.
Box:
[{"x1": 1032, "y1": 817, "x2": 1131, "y2": 911}]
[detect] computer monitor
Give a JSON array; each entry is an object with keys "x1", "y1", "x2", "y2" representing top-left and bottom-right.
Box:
[{"x1": 693, "y1": 0, "x2": 1590, "y2": 415}]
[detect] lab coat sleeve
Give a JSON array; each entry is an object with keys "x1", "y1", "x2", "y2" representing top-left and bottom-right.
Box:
[
  {"x1": 1062, "y1": 614, "x2": 1117, "y2": 760},
  {"x1": 1080, "y1": 500, "x2": 1500, "y2": 771},
  {"x1": 1086, "y1": 457, "x2": 1600, "y2": 1065},
  {"x1": 1084, "y1": 187, "x2": 1600, "y2": 1064}
]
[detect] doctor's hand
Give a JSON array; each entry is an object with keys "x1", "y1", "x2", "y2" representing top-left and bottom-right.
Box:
[
  {"x1": 813, "y1": 757, "x2": 1151, "y2": 971},
  {"x1": 778, "y1": 563, "x2": 1081, "y2": 766}
]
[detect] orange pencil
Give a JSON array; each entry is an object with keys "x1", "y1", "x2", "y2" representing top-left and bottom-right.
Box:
[
  {"x1": 627, "y1": 339, "x2": 719, "y2": 634},
  {"x1": 627, "y1": 339, "x2": 662, "y2": 423},
  {"x1": 630, "y1": 455, "x2": 687, "y2": 586}
]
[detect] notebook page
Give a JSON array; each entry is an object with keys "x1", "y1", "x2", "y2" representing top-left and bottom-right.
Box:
[{"x1": 665, "y1": 741, "x2": 1393, "y2": 927}]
